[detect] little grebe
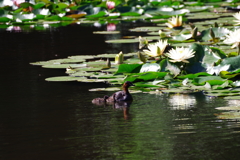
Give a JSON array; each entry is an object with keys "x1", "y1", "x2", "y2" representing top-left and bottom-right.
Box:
[
  {"x1": 107, "y1": 81, "x2": 134, "y2": 102},
  {"x1": 92, "y1": 81, "x2": 134, "y2": 105}
]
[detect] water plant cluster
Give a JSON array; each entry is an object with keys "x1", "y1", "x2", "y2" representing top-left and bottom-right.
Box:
[
  {"x1": 29, "y1": 0, "x2": 240, "y2": 98},
  {"x1": 0, "y1": 0, "x2": 237, "y2": 30}
]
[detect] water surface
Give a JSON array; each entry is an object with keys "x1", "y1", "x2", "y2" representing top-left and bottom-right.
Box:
[{"x1": 1, "y1": 23, "x2": 240, "y2": 160}]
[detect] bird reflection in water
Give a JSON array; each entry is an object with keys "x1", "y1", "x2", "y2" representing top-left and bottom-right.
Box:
[
  {"x1": 92, "y1": 81, "x2": 134, "y2": 119},
  {"x1": 92, "y1": 98, "x2": 132, "y2": 120}
]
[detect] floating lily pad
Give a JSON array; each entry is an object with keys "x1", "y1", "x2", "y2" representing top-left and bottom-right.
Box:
[
  {"x1": 42, "y1": 64, "x2": 86, "y2": 69},
  {"x1": 129, "y1": 26, "x2": 162, "y2": 32},
  {"x1": 93, "y1": 31, "x2": 120, "y2": 34},
  {"x1": 216, "y1": 106, "x2": 240, "y2": 110},
  {"x1": 45, "y1": 76, "x2": 87, "y2": 82},
  {"x1": 68, "y1": 55, "x2": 95, "y2": 60},
  {"x1": 224, "y1": 96, "x2": 240, "y2": 100},
  {"x1": 105, "y1": 39, "x2": 139, "y2": 43}
]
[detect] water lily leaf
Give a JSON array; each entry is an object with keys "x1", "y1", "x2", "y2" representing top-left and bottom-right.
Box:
[
  {"x1": 224, "y1": 96, "x2": 240, "y2": 100},
  {"x1": 85, "y1": 60, "x2": 114, "y2": 68},
  {"x1": 45, "y1": 76, "x2": 86, "y2": 82},
  {"x1": 219, "y1": 71, "x2": 240, "y2": 79},
  {"x1": 89, "y1": 87, "x2": 120, "y2": 91},
  {"x1": 77, "y1": 79, "x2": 106, "y2": 83},
  {"x1": 93, "y1": 31, "x2": 120, "y2": 34},
  {"x1": 19, "y1": 2, "x2": 33, "y2": 8},
  {"x1": 172, "y1": 34, "x2": 192, "y2": 41},
  {"x1": 134, "y1": 81, "x2": 161, "y2": 88},
  {"x1": 73, "y1": 67, "x2": 103, "y2": 72},
  {"x1": 42, "y1": 64, "x2": 86, "y2": 69},
  {"x1": 45, "y1": 15, "x2": 62, "y2": 21},
  {"x1": 129, "y1": 26, "x2": 162, "y2": 32},
  {"x1": 0, "y1": 17, "x2": 11, "y2": 22},
  {"x1": 105, "y1": 39, "x2": 139, "y2": 43},
  {"x1": 186, "y1": 6, "x2": 211, "y2": 12},
  {"x1": 219, "y1": 55, "x2": 240, "y2": 71},
  {"x1": 205, "y1": 92, "x2": 239, "y2": 97},
  {"x1": 86, "y1": 11, "x2": 107, "y2": 18},
  {"x1": 193, "y1": 76, "x2": 225, "y2": 85},
  {"x1": 216, "y1": 106, "x2": 240, "y2": 110},
  {"x1": 201, "y1": 27, "x2": 230, "y2": 41},
  {"x1": 178, "y1": 72, "x2": 211, "y2": 79},
  {"x1": 68, "y1": 55, "x2": 94, "y2": 60},
  {"x1": 68, "y1": 71, "x2": 94, "y2": 77},
  {"x1": 186, "y1": 43, "x2": 206, "y2": 73},
  {"x1": 140, "y1": 63, "x2": 160, "y2": 72},
  {"x1": 90, "y1": 74, "x2": 125, "y2": 79},
  {"x1": 33, "y1": 2, "x2": 46, "y2": 9},
  {"x1": 66, "y1": 13, "x2": 86, "y2": 19},
  {"x1": 187, "y1": 12, "x2": 220, "y2": 20},
  {"x1": 116, "y1": 64, "x2": 142, "y2": 73},
  {"x1": 121, "y1": 12, "x2": 141, "y2": 16},
  {"x1": 209, "y1": 47, "x2": 227, "y2": 59},
  {"x1": 137, "y1": 72, "x2": 167, "y2": 81},
  {"x1": 162, "y1": 89, "x2": 194, "y2": 93}
]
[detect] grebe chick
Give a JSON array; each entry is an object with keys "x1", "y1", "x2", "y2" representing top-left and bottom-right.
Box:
[{"x1": 92, "y1": 95, "x2": 109, "y2": 105}]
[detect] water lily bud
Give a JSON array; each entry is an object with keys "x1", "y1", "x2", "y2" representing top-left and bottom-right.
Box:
[
  {"x1": 139, "y1": 36, "x2": 148, "y2": 49},
  {"x1": 192, "y1": 27, "x2": 198, "y2": 39},
  {"x1": 189, "y1": 23, "x2": 195, "y2": 30},
  {"x1": 115, "y1": 51, "x2": 124, "y2": 64},
  {"x1": 106, "y1": 1, "x2": 115, "y2": 10},
  {"x1": 106, "y1": 58, "x2": 111, "y2": 68},
  {"x1": 210, "y1": 28, "x2": 215, "y2": 39},
  {"x1": 137, "y1": 52, "x2": 147, "y2": 63},
  {"x1": 159, "y1": 30, "x2": 166, "y2": 38}
]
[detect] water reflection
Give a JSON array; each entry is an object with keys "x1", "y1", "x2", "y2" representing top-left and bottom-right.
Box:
[
  {"x1": 216, "y1": 99, "x2": 240, "y2": 121},
  {"x1": 2, "y1": 23, "x2": 240, "y2": 160},
  {"x1": 168, "y1": 93, "x2": 196, "y2": 110}
]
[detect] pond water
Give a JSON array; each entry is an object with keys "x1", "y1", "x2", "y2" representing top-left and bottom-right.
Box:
[{"x1": 1, "y1": 22, "x2": 240, "y2": 160}]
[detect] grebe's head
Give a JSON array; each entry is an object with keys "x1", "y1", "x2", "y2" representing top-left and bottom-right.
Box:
[{"x1": 124, "y1": 81, "x2": 135, "y2": 87}]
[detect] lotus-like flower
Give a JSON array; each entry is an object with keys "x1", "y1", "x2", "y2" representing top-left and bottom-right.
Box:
[
  {"x1": 166, "y1": 47, "x2": 195, "y2": 63},
  {"x1": 143, "y1": 40, "x2": 168, "y2": 57},
  {"x1": 166, "y1": 15, "x2": 182, "y2": 29},
  {"x1": 106, "y1": 1, "x2": 115, "y2": 10},
  {"x1": 233, "y1": 12, "x2": 240, "y2": 25},
  {"x1": 223, "y1": 29, "x2": 240, "y2": 49}
]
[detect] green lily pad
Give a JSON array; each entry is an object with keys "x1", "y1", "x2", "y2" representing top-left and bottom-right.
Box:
[
  {"x1": 45, "y1": 76, "x2": 87, "y2": 82},
  {"x1": 42, "y1": 64, "x2": 86, "y2": 69},
  {"x1": 105, "y1": 39, "x2": 139, "y2": 43},
  {"x1": 93, "y1": 31, "x2": 120, "y2": 34}
]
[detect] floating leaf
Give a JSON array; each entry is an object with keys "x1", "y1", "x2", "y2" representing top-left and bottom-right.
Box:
[
  {"x1": 93, "y1": 31, "x2": 120, "y2": 34},
  {"x1": 116, "y1": 64, "x2": 142, "y2": 73},
  {"x1": 45, "y1": 76, "x2": 87, "y2": 82},
  {"x1": 105, "y1": 39, "x2": 139, "y2": 43}
]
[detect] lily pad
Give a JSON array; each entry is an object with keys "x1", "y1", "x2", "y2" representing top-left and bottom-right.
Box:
[
  {"x1": 105, "y1": 39, "x2": 139, "y2": 43},
  {"x1": 45, "y1": 76, "x2": 87, "y2": 82}
]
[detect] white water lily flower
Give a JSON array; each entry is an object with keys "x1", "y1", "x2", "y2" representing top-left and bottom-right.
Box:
[
  {"x1": 166, "y1": 15, "x2": 182, "y2": 29},
  {"x1": 166, "y1": 47, "x2": 195, "y2": 63},
  {"x1": 143, "y1": 40, "x2": 168, "y2": 57},
  {"x1": 233, "y1": 12, "x2": 240, "y2": 25},
  {"x1": 223, "y1": 29, "x2": 240, "y2": 48}
]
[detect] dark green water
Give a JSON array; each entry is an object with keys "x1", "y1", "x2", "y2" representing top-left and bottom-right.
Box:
[{"x1": 1, "y1": 23, "x2": 240, "y2": 160}]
